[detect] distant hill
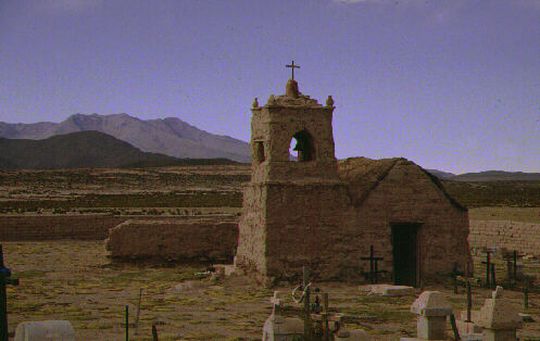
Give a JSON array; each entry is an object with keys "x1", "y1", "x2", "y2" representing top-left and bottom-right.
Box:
[
  {"x1": 426, "y1": 169, "x2": 456, "y2": 180},
  {"x1": 0, "y1": 113, "x2": 251, "y2": 162},
  {"x1": 0, "y1": 131, "x2": 237, "y2": 169},
  {"x1": 427, "y1": 169, "x2": 540, "y2": 182},
  {"x1": 451, "y1": 171, "x2": 540, "y2": 182}
]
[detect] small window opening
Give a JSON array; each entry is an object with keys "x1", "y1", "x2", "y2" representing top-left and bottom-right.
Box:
[
  {"x1": 254, "y1": 141, "x2": 265, "y2": 163},
  {"x1": 288, "y1": 130, "x2": 315, "y2": 162}
]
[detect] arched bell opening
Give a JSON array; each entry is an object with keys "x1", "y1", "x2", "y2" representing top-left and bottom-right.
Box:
[{"x1": 288, "y1": 130, "x2": 315, "y2": 162}]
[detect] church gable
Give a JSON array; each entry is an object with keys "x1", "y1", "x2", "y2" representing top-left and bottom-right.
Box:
[{"x1": 339, "y1": 157, "x2": 466, "y2": 212}]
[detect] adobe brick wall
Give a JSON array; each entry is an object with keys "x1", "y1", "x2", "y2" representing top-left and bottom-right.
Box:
[
  {"x1": 237, "y1": 158, "x2": 471, "y2": 284},
  {"x1": 0, "y1": 215, "x2": 125, "y2": 241},
  {"x1": 0, "y1": 214, "x2": 237, "y2": 241},
  {"x1": 105, "y1": 219, "x2": 238, "y2": 262},
  {"x1": 353, "y1": 162, "x2": 471, "y2": 282},
  {"x1": 469, "y1": 220, "x2": 540, "y2": 256}
]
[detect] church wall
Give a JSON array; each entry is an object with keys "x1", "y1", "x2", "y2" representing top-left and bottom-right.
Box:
[
  {"x1": 236, "y1": 80, "x2": 471, "y2": 286},
  {"x1": 235, "y1": 184, "x2": 269, "y2": 281},
  {"x1": 262, "y1": 182, "x2": 355, "y2": 282},
  {"x1": 352, "y1": 162, "x2": 471, "y2": 283}
]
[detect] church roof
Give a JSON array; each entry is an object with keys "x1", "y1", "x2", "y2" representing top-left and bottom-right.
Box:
[{"x1": 338, "y1": 157, "x2": 466, "y2": 211}]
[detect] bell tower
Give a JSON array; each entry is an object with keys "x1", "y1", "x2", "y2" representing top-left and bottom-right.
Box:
[
  {"x1": 249, "y1": 77, "x2": 339, "y2": 184},
  {"x1": 235, "y1": 64, "x2": 351, "y2": 284}
]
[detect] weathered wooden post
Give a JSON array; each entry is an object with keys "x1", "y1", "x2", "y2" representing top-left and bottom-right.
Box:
[
  {"x1": 490, "y1": 263, "x2": 496, "y2": 289},
  {"x1": 506, "y1": 256, "x2": 512, "y2": 287},
  {"x1": 303, "y1": 266, "x2": 312, "y2": 341},
  {"x1": 513, "y1": 250, "x2": 518, "y2": 282},
  {"x1": 125, "y1": 305, "x2": 129, "y2": 341},
  {"x1": 449, "y1": 313, "x2": 461, "y2": 341},
  {"x1": 151, "y1": 324, "x2": 158, "y2": 341},
  {"x1": 466, "y1": 279, "x2": 472, "y2": 323},
  {"x1": 451, "y1": 262, "x2": 461, "y2": 294},
  {"x1": 481, "y1": 249, "x2": 492, "y2": 288},
  {"x1": 523, "y1": 277, "x2": 529, "y2": 310},
  {"x1": 323, "y1": 293, "x2": 330, "y2": 341},
  {"x1": 0, "y1": 244, "x2": 19, "y2": 341},
  {"x1": 135, "y1": 288, "x2": 143, "y2": 335}
]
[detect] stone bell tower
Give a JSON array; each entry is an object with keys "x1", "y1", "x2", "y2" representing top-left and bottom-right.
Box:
[{"x1": 235, "y1": 64, "x2": 352, "y2": 284}]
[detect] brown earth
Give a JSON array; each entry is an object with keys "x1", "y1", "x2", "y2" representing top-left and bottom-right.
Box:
[{"x1": 2, "y1": 241, "x2": 540, "y2": 340}]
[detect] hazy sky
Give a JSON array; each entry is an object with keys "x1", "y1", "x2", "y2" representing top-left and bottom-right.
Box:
[{"x1": 1, "y1": 0, "x2": 539, "y2": 173}]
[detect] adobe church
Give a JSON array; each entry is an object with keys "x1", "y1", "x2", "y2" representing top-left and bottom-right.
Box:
[{"x1": 234, "y1": 69, "x2": 471, "y2": 287}]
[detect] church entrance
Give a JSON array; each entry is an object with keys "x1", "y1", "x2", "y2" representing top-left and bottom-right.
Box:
[{"x1": 391, "y1": 223, "x2": 420, "y2": 287}]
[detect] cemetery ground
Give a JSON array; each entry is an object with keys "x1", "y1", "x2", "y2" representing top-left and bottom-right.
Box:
[
  {"x1": 1, "y1": 166, "x2": 540, "y2": 339},
  {"x1": 4, "y1": 240, "x2": 540, "y2": 340}
]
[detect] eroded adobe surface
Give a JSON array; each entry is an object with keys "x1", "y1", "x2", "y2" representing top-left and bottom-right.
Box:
[{"x1": 235, "y1": 80, "x2": 470, "y2": 285}]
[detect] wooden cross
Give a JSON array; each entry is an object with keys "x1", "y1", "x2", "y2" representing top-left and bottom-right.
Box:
[
  {"x1": 457, "y1": 262, "x2": 475, "y2": 323},
  {"x1": 286, "y1": 60, "x2": 301, "y2": 80},
  {"x1": 0, "y1": 244, "x2": 19, "y2": 341},
  {"x1": 361, "y1": 245, "x2": 385, "y2": 284},
  {"x1": 450, "y1": 262, "x2": 464, "y2": 294},
  {"x1": 481, "y1": 248, "x2": 495, "y2": 288},
  {"x1": 302, "y1": 266, "x2": 312, "y2": 340},
  {"x1": 503, "y1": 250, "x2": 519, "y2": 287}
]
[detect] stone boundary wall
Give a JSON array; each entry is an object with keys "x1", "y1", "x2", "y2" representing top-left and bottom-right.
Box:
[
  {"x1": 0, "y1": 214, "x2": 237, "y2": 241},
  {"x1": 0, "y1": 215, "x2": 125, "y2": 241},
  {"x1": 469, "y1": 220, "x2": 540, "y2": 256},
  {"x1": 105, "y1": 219, "x2": 238, "y2": 262}
]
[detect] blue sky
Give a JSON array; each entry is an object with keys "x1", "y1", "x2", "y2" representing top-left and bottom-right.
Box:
[{"x1": 1, "y1": 0, "x2": 539, "y2": 173}]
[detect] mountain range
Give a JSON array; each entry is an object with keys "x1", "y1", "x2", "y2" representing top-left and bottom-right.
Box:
[
  {"x1": 1, "y1": 114, "x2": 539, "y2": 179},
  {"x1": 0, "y1": 113, "x2": 251, "y2": 162},
  {"x1": 426, "y1": 169, "x2": 540, "y2": 182},
  {"x1": 0, "y1": 131, "x2": 238, "y2": 169}
]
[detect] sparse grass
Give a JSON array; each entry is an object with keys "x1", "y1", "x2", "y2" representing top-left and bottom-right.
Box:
[
  {"x1": 0, "y1": 165, "x2": 249, "y2": 214},
  {"x1": 443, "y1": 180, "x2": 540, "y2": 208},
  {"x1": 469, "y1": 206, "x2": 540, "y2": 224},
  {"x1": 2, "y1": 166, "x2": 540, "y2": 339},
  {"x1": 3, "y1": 241, "x2": 540, "y2": 340}
]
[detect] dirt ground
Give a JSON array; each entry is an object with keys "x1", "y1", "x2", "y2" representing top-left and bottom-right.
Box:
[{"x1": 3, "y1": 241, "x2": 540, "y2": 341}]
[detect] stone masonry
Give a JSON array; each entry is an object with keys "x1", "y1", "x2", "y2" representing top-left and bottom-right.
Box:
[
  {"x1": 0, "y1": 214, "x2": 125, "y2": 241},
  {"x1": 106, "y1": 218, "x2": 238, "y2": 262},
  {"x1": 235, "y1": 78, "x2": 471, "y2": 286},
  {"x1": 469, "y1": 220, "x2": 540, "y2": 256}
]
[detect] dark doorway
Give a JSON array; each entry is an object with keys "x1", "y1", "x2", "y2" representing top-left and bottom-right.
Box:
[{"x1": 391, "y1": 223, "x2": 420, "y2": 287}]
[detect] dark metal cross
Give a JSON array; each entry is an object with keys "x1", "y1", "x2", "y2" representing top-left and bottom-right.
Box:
[
  {"x1": 481, "y1": 248, "x2": 494, "y2": 288},
  {"x1": 0, "y1": 244, "x2": 19, "y2": 341},
  {"x1": 286, "y1": 60, "x2": 300, "y2": 80},
  {"x1": 361, "y1": 245, "x2": 385, "y2": 284}
]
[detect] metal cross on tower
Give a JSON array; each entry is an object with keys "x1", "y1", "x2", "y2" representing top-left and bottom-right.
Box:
[{"x1": 286, "y1": 60, "x2": 300, "y2": 80}]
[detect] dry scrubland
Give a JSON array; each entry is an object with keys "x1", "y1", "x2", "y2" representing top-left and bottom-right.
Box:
[
  {"x1": 1, "y1": 166, "x2": 540, "y2": 339},
  {"x1": 0, "y1": 166, "x2": 248, "y2": 216},
  {"x1": 2, "y1": 165, "x2": 540, "y2": 215},
  {"x1": 4, "y1": 241, "x2": 540, "y2": 340}
]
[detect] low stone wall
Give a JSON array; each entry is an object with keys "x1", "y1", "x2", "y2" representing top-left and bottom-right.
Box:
[
  {"x1": 469, "y1": 220, "x2": 540, "y2": 256},
  {"x1": 106, "y1": 219, "x2": 238, "y2": 262},
  {"x1": 0, "y1": 215, "x2": 125, "y2": 241},
  {"x1": 0, "y1": 214, "x2": 238, "y2": 241}
]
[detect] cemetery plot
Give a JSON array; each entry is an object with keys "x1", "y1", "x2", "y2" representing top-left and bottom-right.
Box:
[{"x1": 3, "y1": 241, "x2": 540, "y2": 340}]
